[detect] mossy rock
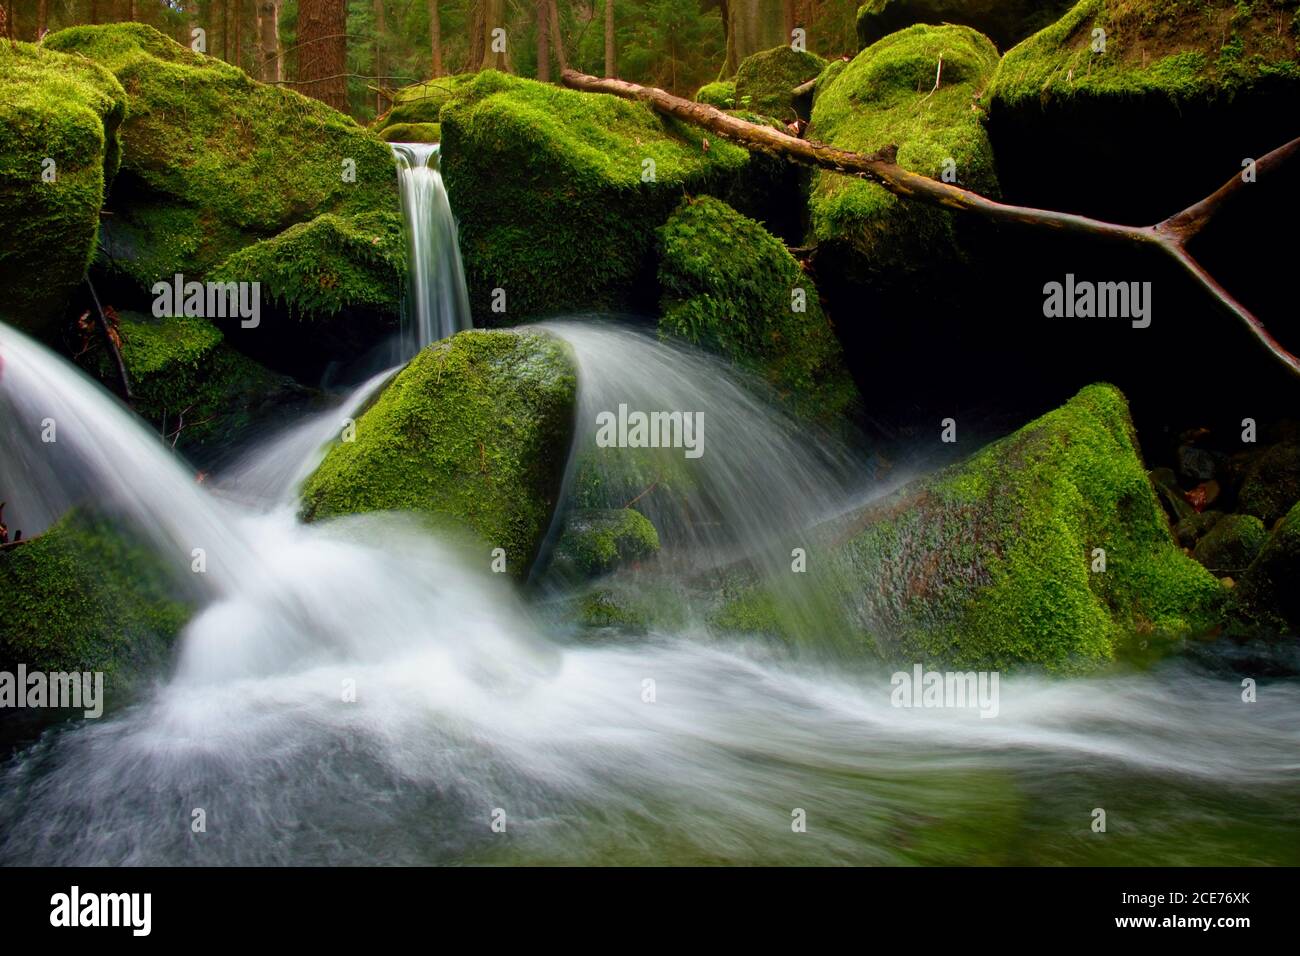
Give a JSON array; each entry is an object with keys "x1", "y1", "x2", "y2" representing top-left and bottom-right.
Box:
[
  {"x1": 695, "y1": 81, "x2": 737, "y2": 108},
  {"x1": 986, "y1": 0, "x2": 1300, "y2": 220},
  {"x1": 657, "y1": 196, "x2": 857, "y2": 421},
  {"x1": 810, "y1": 58, "x2": 850, "y2": 107},
  {"x1": 1192, "y1": 512, "x2": 1267, "y2": 574},
  {"x1": 733, "y1": 46, "x2": 827, "y2": 119},
  {"x1": 300, "y1": 329, "x2": 577, "y2": 576},
  {"x1": 837, "y1": 383, "x2": 1225, "y2": 671},
  {"x1": 553, "y1": 508, "x2": 661, "y2": 577},
  {"x1": 0, "y1": 509, "x2": 191, "y2": 682},
  {"x1": 437, "y1": 70, "x2": 761, "y2": 323},
  {"x1": 44, "y1": 24, "x2": 401, "y2": 311},
  {"x1": 807, "y1": 24, "x2": 1001, "y2": 286},
  {"x1": 1230, "y1": 501, "x2": 1300, "y2": 634},
  {"x1": 0, "y1": 40, "x2": 126, "y2": 336},
  {"x1": 379, "y1": 122, "x2": 442, "y2": 143},
  {"x1": 857, "y1": 0, "x2": 1077, "y2": 51},
  {"x1": 1239, "y1": 442, "x2": 1300, "y2": 527},
  {"x1": 376, "y1": 74, "x2": 479, "y2": 131}
]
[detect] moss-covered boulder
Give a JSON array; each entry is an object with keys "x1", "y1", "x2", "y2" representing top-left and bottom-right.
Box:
[
  {"x1": 1230, "y1": 501, "x2": 1300, "y2": 634},
  {"x1": 553, "y1": 508, "x2": 661, "y2": 577},
  {"x1": 438, "y1": 70, "x2": 763, "y2": 323},
  {"x1": 657, "y1": 196, "x2": 856, "y2": 421},
  {"x1": 375, "y1": 74, "x2": 478, "y2": 132},
  {"x1": 379, "y1": 122, "x2": 442, "y2": 143},
  {"x1": 1192, "y1": 513, "x2": 1267, "y2": 574},
  {"x1": 0, "y1": 40, "x2": 126, "y2": 336},
  {"x1": 300, "y1": 329, "x2": 577, "y2": 575},
  {"x1": 987, "y1": 0, "x2": 1300, "y2": 220},
  {"x1": 807, "y1": 24, "x2": 1000, "y2": 286},
  {"x1": 837, "y1": 384, "x2": 1224, "y2": 671},
  {"x1": 1239, "y1": 442, "x2": 1300, "y2": 527},
  {"x1": 0, "y1": 510, "x2": 191, "y2": 682},
  {"x1": 857, "y1": 0, "x2": 1076, "y2": 51},
  {"x1": 695, "y1": 81, "x2": 737, "y2": 108},
  {"x1": 733, "y1": 46, "x2": 826, "y2": 119},
  {"x1": 43, "y1": 24, "x2": 402, "y2": 323}
]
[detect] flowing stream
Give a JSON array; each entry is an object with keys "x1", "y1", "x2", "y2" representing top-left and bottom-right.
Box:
[{"x1": 0, "y1": 146, "x2": 1297, "y2": 866}]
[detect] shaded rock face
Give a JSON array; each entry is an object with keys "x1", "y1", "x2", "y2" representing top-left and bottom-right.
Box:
[
  {"x1": 857, "y1": 0, "x2": 1077, "y2": 51},
  {"x1": 1239, "y1": 443, "x2": 1300, "y2": 528},
  {"x1": 1232, "y1": 502, "x2": 1300, "y2": 634},
  {"x1": 834, "y1": 384, "x2": 1224, "y2": 671},
  {"x1": 300, "y1": 329, "x2": 577, "y2": 577},
  {"x1": 0, "y1": 40, "x2": 126, "y2": 336}
]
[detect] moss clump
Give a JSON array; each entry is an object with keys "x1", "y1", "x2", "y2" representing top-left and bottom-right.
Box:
[
  {"x1": 695, "y1": 81, "x2": 737, "y2": 108},
  {"x1": 379, "y1": 122, "x2": 442, "y2": 143},
  {"x1": 1239, "y1": 442, "x2": 1300, "y2": 527},
  {"x1": 807, "y1": 24, "x2": 1001, "y2": 283},
  {"x1": 1192, "y1": 513, "x2": 1268, "y2": 574},
  {"x1": 840, "y1": 384, "x2": 1225, "y2": 672},
  {"x1": 0, "y1": 40, "x2": 126, "y2": 336},
  {"x1": 857, "y1": 0, "x2": 1077, "y2": 51},
  {"x1": 810, "y1": 58, "x2": 850, "y2": 107},
  {"x1": 733, "y1": 46, "x2": 827, "y2": 118},
  {"x1": 989, "y1": 0, "x2": 1300, "y2": 108},
  {"x1": 376, "y1": 74, "x2": 479, "y2": 131},
  {"x1": 554, "y1": 508, "x2": 661, "y2": 576},
  {"x1": 438, "y1": 70, "x2": 756, "y2": 323},
  {"x1": 43, "y1": 24, "x2": 399, "y2": 295},
  {"x1": 658, "y1": 196, "x2": 856, "y2": 421},
  {"x1": 1231, "y1": 501, "x2": 1300, "y2": 633},
  {"x1": 0, "y1": 510, "x2": 191, "y2": 680},
  {"x1": 301, "y1": 329, "x2": 577, "y2": 575}
]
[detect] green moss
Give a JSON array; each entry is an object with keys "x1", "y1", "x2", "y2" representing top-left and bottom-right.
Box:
[
  {"x1": 1239, "y1": 442, "x2": 1300, "y2": 526},
  {"x1": 989, "y1": 0, "x2": 1300, "y2": 108},
  {"x1": 438, "y1": 70, "x2": 757, "y2": 323},
  {"x1": 857, "y1": 0, "x2": 1076, "y2": 51},
  {"x1": 376, "y1": 74, "x2": 479, "y2": 130},
  {"x1": 840, "y1": 383, "x2": 1224, "y2": 671},
  {"x1": 44, "y1": 24, "x2": 399, "y2": 295},
  {"x1": 807, "y1": 24, "x2": 1001, "y2": 281},
  {"x1": 733, "y1": 46, "x2": 827, "y2": 118},
  {"x1": 657, "y1": 196, "x2": 856, "y2": 421},
  {"x1": 695, "y1": 81, "x2": 737, "y2": 108},
  {"x1": 0, "y1": 40, "x2": 126, "y2": 335},
  {"x1": 1192, "y1": 512, "x2": 1268, "y2": 573},
  {"x1": 811, "y1": 58, "x2": 850, "y2": 107},
  {"x1": 379, "y1": 122, "x2": 442, "y2": 143},
  {"x1": 554, "y1": 508, "x2": 660, "y2": 576},
  {"x1": 1231, "y1": 501, "x2": 1300, "y2": 633},
  {"x1": 0, "y1": 510, "x2": 191, "y2": 679},
  {"x1": 300, "y1": 329, "x2": 577, "y2": 575}
]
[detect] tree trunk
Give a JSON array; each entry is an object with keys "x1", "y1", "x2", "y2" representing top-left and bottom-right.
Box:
[
  {"x1": 373, "y1": 0, "x2": 386, "y2": 112},
  {"x1": 721, "y1": 0, "x2": 786, "y2": 76},
  {"x1": 547, "y1": 0, "x2": 567, "y2": 71},
  {"x1": 536, "y1": 0, "x2": 549, "y2": 82},
  {"x1": 297, "y1": 0, "x2": 348, "y2": 111},
  {"x1": 468, "y1": 0, "x2": 509, "y2": 72},
  {"x1": 130, "y1": 0, "x2": 138, "y2": 20},
  {"x1": 234, "y1": 0, "x2": 242, "y2": 70},
  {"x1": 429, "y1": 0, "x2": 442, "y2": 76},
  {"x1": 38, "y1": 0, "x2": 47, "y2": 37},
  {"x1": 223, "y1": 0, "x2": 230, "y2": 61},
  {"x1": 603, "y1": 0, "x2": 615, "y2": 78},
  {"x1": 258, "y1": 1, "x2": 281, "y2": 84}
]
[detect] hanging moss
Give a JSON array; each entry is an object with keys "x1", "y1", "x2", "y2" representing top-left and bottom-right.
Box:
[
  {"x1": 657, "y1": 196, "x2": 857, "y2": 421},
  {"x1": 0, "y1": 40, "x2": 126, "y2": 336},
  {"x1": 300, "y1": 329, "x2": 577, "y2": 576},
  {"x1": 732, "y1": 46, "x2": 827, "y2": 118}
]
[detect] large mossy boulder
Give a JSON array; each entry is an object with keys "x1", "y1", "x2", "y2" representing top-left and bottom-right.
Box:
[
  {"x1": 733, "y1": 46, "x2": 827, "y2": 119},
  {"x1": 0, "y1": 40, "x2": 126, "y2": 336},
  {"x1": 857, "y1": 0, "x2": 1077, "y2": 51},
  {"x1": 42, "y1": 24, "x2": 402, "y2": 326},
  {"x1": 836, "y1": 384, "x2": 1224, "y2": 671},
  {"x1": 438, "y1": 70, "x2": 766, "y2": 323},
  {"x1": 806, "y1": 24, "x2": 1001, "y2": 287},
  {"x1": 987, "y1": 0, "x2": 1300, "y2": 220},
  {"x1": 300, "y1": 329, "x2": 577, "y2": 575},
  {"x1": 0, "y1": 509, "x2": 191, "y2": 682},
  {"x1": 1231, "y1": 501, "x2": 1300, "y2": 634},
  {"x1": 657, "y1": 196, "x2": 856, "y2": 421}
]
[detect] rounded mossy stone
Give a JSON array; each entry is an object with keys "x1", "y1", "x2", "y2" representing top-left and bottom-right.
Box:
[
  {"x1": 1239, "y1": 443, "x2": 1300, "y2": 527},
  {"x1": 810, "y1": 58, "x2": 850, "y2": 107},
  {"x1": 555, "y1": 508, "x2": 661, "y2": 576},
  {"x1": 806, "y1": 24, "x2": 1001, "y2": 283},
  {"x1": 438, "y1": 70, "x2": 756, "y2": 323},
  {"x1": 1231, "y1": 501, "x2": 1300, "y2": 633},
  {"x1": 43, "y1": 23, "x2": 399, "y2": 292},
  {"x1": 0, "y1": 509, "x2": 191, "y2": 679},
  {"x1": 695, "y1": 81, "x2": 737, "y2": 108},
  {"x1": 657, "y1": 196, "x2": 857, "y2": 421},
  {"x1": 379, "y1": 122, "x2": 441, "y2": 143},
  {"x1": 1192, "y1": 513, "x2": 1268, "y2": 573},
  {"x1": 300, "y1": 329, "x2": 577, "y2": 575},
  {"x1": 839, "y1": 383, "x2": 1225, "y2": 672},
  {"x1": 377, "y1": 74, "x2": 479, "y2": 130},
  {"x1": 0, "y1": 40, "x2": 126, "y2": 336},
  {"x1": 732, "y1": 46, "x2": 827, "y2": 118},
  {"x1": 857, "y1": 0, "x2": 1077, "y2": 51}
]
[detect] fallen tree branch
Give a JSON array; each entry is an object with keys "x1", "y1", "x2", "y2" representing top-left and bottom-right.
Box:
[
  {"x1": 85, "y1": 278, "x2": 132, "y2": 400},
  {"x1": 560, "y1": 68, "x2": 1300, "y2": 378}
]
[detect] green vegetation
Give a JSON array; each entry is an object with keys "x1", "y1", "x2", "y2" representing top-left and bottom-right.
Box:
[
  {"x1": 1239, "y1": 442, "x2": 1300, "y2": 526},
  {"x1": 0, "y1": 40, "x2": 125, "y2": 336},
  {"x1": 658, "y1": 196, "x2": 857, "y2": 420},
  {"x1": 554, "y1": 508, "x2": 661, "y2": 576},
  {"x1": 695, "y1": 81, "x2": 737, "y2": 107},
  {"x1": 1192, "y1": 513, "x2": 1268, "y2": 574},
  {"x1": 379, "y1": 122, "x2": 442, "y2": 143},
  {"x1": 807, "y1": 24, "x2": 1001, "y2": 283},
  {"x1": 857, "y1": 0, "x2": 1076, "y2": 51},
  {"x1": 732, "y1": 46, "x2": 827, "y2": 117},
  {"x1": 1232, "y1": 501, "x2": 1300, "y2": 633},
  {"x1": 301, "y1": 329, "x2": 577, "y2": 575},
  {"x1": 375, "y1": 74, "x2": 478, "y2": 132}
]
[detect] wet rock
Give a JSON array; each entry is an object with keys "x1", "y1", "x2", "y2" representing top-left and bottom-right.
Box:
[{"x1": 1192, "y1": 513, "x2": 1267, "y2": 574}]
